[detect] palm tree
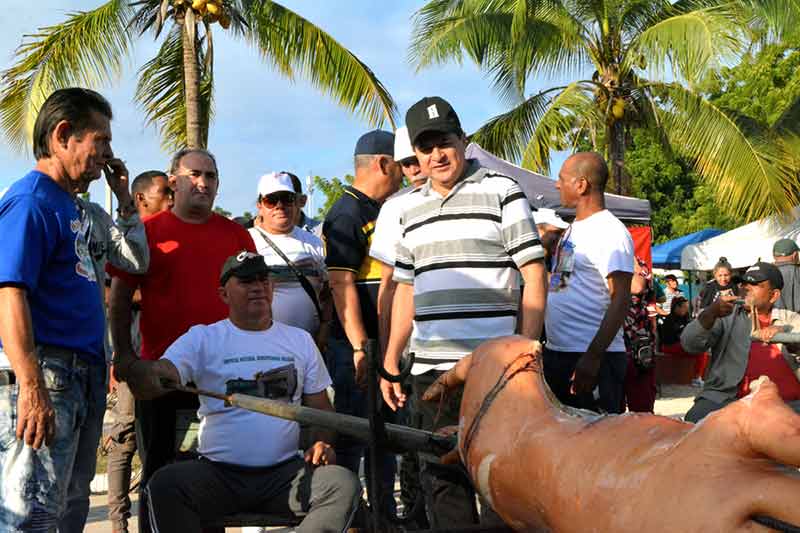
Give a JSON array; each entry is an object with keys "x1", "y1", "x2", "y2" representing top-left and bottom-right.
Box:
[
  {"x1": 410, "y1": 0, "x2": 800, "y2": 221},
  {"x1": 0, "y1": 0, "x2": 396, "y2": 151}
]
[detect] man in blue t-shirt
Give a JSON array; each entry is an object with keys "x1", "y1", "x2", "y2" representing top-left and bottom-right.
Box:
[{"x1": 0, "y1": 88, "x2": 121, "y2": 533}]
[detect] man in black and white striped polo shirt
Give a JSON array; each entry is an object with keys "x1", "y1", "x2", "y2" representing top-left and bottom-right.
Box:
[{"x1": 380, "y1": 96, "x2": 547, "y2": 528}]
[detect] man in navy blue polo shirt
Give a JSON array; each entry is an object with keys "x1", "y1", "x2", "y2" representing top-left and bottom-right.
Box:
[{"x1": 0, "y1": 88, "x2": 116, "y2": 532}]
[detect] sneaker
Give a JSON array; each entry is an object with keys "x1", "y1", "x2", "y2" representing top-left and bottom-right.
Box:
[{"x1": 691, "y1": 378, "x2": 704, "y2": 387}]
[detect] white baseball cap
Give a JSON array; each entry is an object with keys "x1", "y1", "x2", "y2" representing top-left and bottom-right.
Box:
[
  {"x1": 257, "y1": 172, "x2": 294, "y2": 197},
  {"x1": 394, "y1": 126, "x2": 415, "y2": 162},
  {"x1": 533, "y1": 208, "x2": 569, "y2": 229}
]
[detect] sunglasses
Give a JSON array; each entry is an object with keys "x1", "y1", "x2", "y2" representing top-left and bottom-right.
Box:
[{"x1": 261, "y1": 191, "x2": 296, "y2": 208}]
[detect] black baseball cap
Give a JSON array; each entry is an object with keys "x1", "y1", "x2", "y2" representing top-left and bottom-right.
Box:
[
  {"x1": 354, "y1": 129, "x2": 395, "y2": 156},
  {"x1": 220, "y1": 251, "x2": 270, "y2": 286},
  {"x1": 742, "y1": 262, "x2": 784, "y2": 290},
  {"x1": 405, "y1": 96, "x2": 463, "y2": 146}
]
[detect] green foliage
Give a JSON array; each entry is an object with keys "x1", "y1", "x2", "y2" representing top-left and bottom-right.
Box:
[
  {"x1": 702, "y1": 39, "x2": 800, "y2": 127},
  {"x1": 313, "y1": 174, "x2": 354, "y2": 218},
  {"x1": 0, "y1": 0, "x2": 396, "y2": 152},
  {"x1": 0, "y1": 0, "x2": 132, "y2": 151},
  {"x1": 135, "y1": 26, "x2": 214, "y2": 151},
  {"x1": 410, "y1": 0, "x2": 800, "y2": 222},
  {"x1": 213, "y1": 205, "x2": 232, "y2": 218},
  {"x1": 624, "y1": 129, "x2": 742, "y2": 243}
]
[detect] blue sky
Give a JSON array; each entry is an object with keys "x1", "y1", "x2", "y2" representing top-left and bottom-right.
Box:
[{"x1": 0, "y1": 0, "x2": 568, "y2": 216}]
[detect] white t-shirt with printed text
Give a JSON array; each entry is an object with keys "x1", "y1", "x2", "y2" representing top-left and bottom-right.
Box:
[
  {"x1": 248, "y1": 226, "x2": 327, "y2": 334},
  {"x1": 164, "y1": 319, "x2": 331, "y2": 467},
  {"x1": 545, "y1": 209, "x2": 634, "y2": 352}
]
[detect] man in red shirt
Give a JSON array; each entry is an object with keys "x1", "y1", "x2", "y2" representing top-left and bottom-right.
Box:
[
  {"x1": 108, "y1": 148, "x2": 255, "y2": 533},
  {"x1": 682, "y1": 261, "x2": 800, "y2": 423}
]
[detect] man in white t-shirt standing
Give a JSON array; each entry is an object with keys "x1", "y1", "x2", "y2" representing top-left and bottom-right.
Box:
[
  {"x1": 121, "y1": 252, "x2": 359, "y2": 533},
  {"x1": 249, "y1": 172, "x2": 330, "y2": 348},
  {"x1": 545, "y1": 152, "x2": 634, "y2": 414},
  {"x1": 370, "y1": 126, "x2": 427, "y2": 356}
]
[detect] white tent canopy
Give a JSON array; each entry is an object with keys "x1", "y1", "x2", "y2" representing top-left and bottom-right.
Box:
[{"x1": 680, "y1": 207, "x2": 800, "y2": 270}]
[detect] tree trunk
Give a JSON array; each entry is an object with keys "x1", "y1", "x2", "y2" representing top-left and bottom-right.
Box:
[
  {"x1": 182, "y1": 23, "x2": 202, "y2": 149},
  {"x1": 608, "y1": 120, "x2": 628, "y2": 195}
]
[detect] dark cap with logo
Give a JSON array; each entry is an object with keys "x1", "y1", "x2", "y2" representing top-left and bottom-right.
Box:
[
  {"x1": 773, "y1": 238, "x2": 799, "y2": 257},
  {"x1": 220, "y1": 251, "x2": 270, "y2": 286},
  {"x1": 405, "y1": 96, "x2": 463, "y2": 146},
  {"x1": 742, "y1": 261, "x2": 784, "y2": 290},
  {"x1": 354, "y1": 129, "x2": 395, "y2": 157}
]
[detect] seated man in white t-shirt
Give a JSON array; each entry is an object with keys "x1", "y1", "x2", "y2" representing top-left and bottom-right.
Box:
[
  {"x1": 545, "y1": 153, "x2": 634, "y2": 414},
  {"x1": 249, "y1": 172, "x2": 331, "y2": 348},
  {"x1": 123, "y1": 251, "x2": 360, "y2": 533}
]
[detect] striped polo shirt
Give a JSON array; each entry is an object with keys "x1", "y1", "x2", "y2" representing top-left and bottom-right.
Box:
[{"x1": 394, "y1": 160, "x2": 544, "y2": 373}]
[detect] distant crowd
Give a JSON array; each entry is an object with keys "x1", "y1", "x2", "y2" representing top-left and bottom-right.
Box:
[{"x1": 1, "y1": 88, "x2": 799, "y2": 533}]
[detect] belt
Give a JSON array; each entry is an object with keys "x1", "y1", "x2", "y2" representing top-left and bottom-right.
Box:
[{"x1": 37, "y1": 345, "x2": 91, "y2": 369}]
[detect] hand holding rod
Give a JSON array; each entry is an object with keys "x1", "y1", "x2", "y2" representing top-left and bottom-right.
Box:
[{"x1": 164, "y1": 381, "x2": 456, "y2": 456}]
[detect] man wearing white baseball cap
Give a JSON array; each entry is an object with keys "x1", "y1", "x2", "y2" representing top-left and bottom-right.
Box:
[
  {"x1": 533, "y1": 207, "x2": 569, "y2": 265},
  {"x1": 368, "y1": 126, "x2": 429, "y2": 522},
  {"x1": 249, "y1": 172, "x2": 330, "y2": 346}
]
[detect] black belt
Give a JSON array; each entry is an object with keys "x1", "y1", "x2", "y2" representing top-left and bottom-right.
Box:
[
  {"x1": 0, "y1": 346, "x2": 92, "y2": 387},
  {"x1": 37, "y1": 345, "x2": 91, "y2": 369}
]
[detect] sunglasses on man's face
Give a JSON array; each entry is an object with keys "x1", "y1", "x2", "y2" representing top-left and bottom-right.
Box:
[{"x1": 261, "y1": 192, "x2": 296, "y2": 208}]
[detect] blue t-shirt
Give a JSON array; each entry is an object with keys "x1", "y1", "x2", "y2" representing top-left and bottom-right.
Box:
[{"x1": 0, "y1": 171, "x2": 104, "y2": 363}]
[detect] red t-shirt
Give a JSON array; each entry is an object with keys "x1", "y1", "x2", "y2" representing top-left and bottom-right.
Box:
[
  {"x1": 107, "y1": 211, "x2": 255, "y2": 360},
  {"x1": 739, "y1": 314, "x2": 800, "y2": 401}
]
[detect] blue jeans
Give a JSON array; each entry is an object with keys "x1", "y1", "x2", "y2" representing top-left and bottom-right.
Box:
[
  {"x1": 325, "y1": 338, "x2": 396, "y2": 515},
  {"x1": 0, "y1": 354, "x2": 106, "y2": 532}
]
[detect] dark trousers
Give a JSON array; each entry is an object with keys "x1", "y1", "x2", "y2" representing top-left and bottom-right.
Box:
[
  {"x1": 411, "y1": 371, "x2": 505, "y2": 528},
  {"x1": 325, "y1": 338, "x2": 397, "y2": 515},
  {"x1": 106, "y1": 382, "x2": 137, "y2": 532},
  {"x1": 542, "y1": 348, "x2": 628, "y2": 414},
  {"x1": 146, "y1": 456, "x2": 360, "y2": 533},
  {"x1": 135, "y1": 390, "x2": 199, "y2": 533}
]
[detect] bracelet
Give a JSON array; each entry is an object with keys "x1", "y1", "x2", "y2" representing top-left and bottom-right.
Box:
[{"x1": 353, "y1": 347, "x2": 365, "y2": 354}]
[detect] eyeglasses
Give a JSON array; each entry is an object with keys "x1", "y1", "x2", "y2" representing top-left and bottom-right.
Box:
[{"x1": 261, "y1": 192, "x2": 296, "y2": 208}]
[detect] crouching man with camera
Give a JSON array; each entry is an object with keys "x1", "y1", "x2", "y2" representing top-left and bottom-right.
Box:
[{"x1": 123, "y1": 251, "x2": 360, "y2": 533}]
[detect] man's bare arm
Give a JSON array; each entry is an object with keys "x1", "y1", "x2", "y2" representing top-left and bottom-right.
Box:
[
  {"x1": 376, "y1": 261, "x2": 398, "y2": 356},
  {"x1": 126, "y1": 358, "x2": 180, "y2": 400},
  {"x1": 518, "y1": 259, "x2": 547, "y2": 340},
  {"x1": 108, "y1": 277, "x2": 137, "y2": 382},
  {"x1": 380, "y1": 281, "x2": 414, "y2": 411},
  {"x1": 328, "y1": 270, "x2": 369, "y2": 383},
  {"x1": 572, "y1": 271, "x2": 632, "y2": 395},
  {"x1": 0, "y1": 286, "x2": 54, "y2": 449},
  {"x1": 302, "y1": 390, "x2": 336, "y2": 445}
]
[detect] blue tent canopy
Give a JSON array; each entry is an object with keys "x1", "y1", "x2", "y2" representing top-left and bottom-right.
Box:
[{"x1": 652, "y1": 229, "x2": 725, "y2": 268}]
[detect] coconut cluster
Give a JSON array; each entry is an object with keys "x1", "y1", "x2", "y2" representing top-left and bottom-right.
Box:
[{"x1": 173, "y1": 0, "x2": 231, "y2": 28}]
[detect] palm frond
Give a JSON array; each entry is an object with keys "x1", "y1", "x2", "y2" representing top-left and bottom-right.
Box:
[
  {"x1": 470, "y1": 87, "x2": 557, "y2": 164},
  {"x1": 243, "y1": 1, "x2": 396, "y2": 127},
  {"x1": 0, "y1": 0, "x2": 132, "y2": 152},
  {"x1": 472, "y1": 82, "x2": 596, "y2": 174},
  {"x1": 410, "y1": 0, "x2": 589, "y2": 100},
  {"x1": 135, "y1": 25, "x2": 214, "y2": 151},
  {"x1": 743, "y1": 0, "x2": 800, "y2": 43},
  {"x1": 656, "y1": 81, "x2": 799, "y2": 221},
  {"x1": 623, "y1": 3, "x2": 748, "y2": 84}
]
